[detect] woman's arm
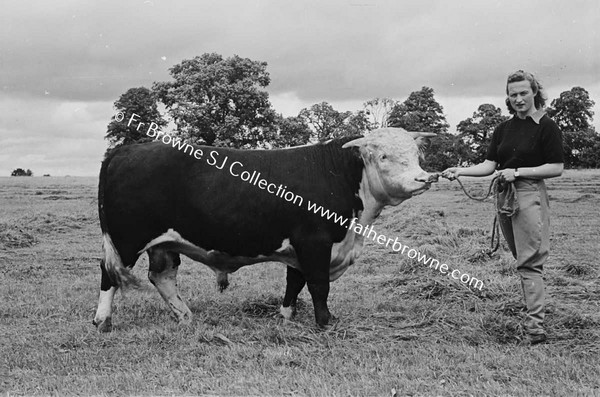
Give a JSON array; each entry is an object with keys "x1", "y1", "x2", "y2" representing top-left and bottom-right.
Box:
[
  {"x1": 518, "y1": 163, "x2": 564, "y2": 179},
  {"x1": 498, "y1": 163, "x2": 564, "y2": 181},
  {"x1": 442, "y1": 160, "x2": 497, "y2": 179}
]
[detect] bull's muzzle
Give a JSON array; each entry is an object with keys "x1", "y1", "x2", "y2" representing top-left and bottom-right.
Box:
[{"x1": 414, "y1": 173, "x2": 439, "y2": 184}]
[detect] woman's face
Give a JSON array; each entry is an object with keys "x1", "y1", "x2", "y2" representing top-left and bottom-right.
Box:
[{"x1": 507, "y1": 80, "x2": 536, "y2": 117}]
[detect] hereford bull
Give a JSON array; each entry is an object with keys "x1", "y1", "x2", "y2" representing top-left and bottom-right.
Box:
[{"x1": 93, "y1": 128, "x2": 437, "y2": 331}]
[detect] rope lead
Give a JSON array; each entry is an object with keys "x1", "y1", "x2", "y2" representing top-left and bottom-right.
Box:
[{"x1": 435, "y1": 173, "x2": 519, "y2": 255}]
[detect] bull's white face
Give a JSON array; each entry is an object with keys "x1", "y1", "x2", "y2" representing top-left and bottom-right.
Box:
[{"x1": 343, "y1": 128, "x2": 436, "y2": 205}]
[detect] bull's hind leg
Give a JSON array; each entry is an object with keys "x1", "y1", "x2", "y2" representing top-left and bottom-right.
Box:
[
  {"x1": 93, "y1": 259, "x2": 117, "y2": 332},
  {"x1": 280, "y1": 266, "x2": 306, "y2": 320},
  {"x1": 147, "y1": 247, "x2": 192, "y2": 324}
]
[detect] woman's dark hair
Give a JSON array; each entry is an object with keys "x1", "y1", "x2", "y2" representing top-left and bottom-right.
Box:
[{"x1": 505, "y1": 70, "x2": 547, "y2": 114}]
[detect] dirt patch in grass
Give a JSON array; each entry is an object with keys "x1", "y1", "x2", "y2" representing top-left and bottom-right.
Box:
[
  {"x1": 0, "y1": 224, "x2": 37, "y2": 248},
  {"x1": 560, "y1": 261, "x2": 597, "y2": 276},
  {"x1": 35, "y1": 190, "x2": 69, "y2": 195},
  {"x1": 480, "y1": 312, "x2": 523, "y2": 344},
  {"x1": 42, "y1": 195, "x2": 83, "y2": 200},
  {"x1": 554, "y1": 193, "x2": 598, "y2": 203},
  {"x1": 240, "y1": 294, "x2": 282, "y2": 317},
  {"x1": 0, "y1": 212, "x2": 97, "y2": 250}
]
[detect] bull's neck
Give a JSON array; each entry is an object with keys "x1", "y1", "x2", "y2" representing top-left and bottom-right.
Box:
[
  {"x1": 328, "y1": 167, "x2": 385, "y2": 282},
  {"x1": 327, "y1": 138, "x2": 365, "y2": 208},
  {"x1": 357, "y1": 167, "x2": 384, "y2": 226}
]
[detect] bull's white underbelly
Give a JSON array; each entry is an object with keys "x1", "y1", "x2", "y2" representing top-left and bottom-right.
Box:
[{"x1": 138, "y1": 226, "x2": 362, "y2": 282}]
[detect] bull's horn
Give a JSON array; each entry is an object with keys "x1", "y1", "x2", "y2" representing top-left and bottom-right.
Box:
[
  {"x1": 342, "y1": 137, "x2": 368, "y2": 148},
  {"x1": 407, "y1": 131, "x2": 437, "y2": 139}
]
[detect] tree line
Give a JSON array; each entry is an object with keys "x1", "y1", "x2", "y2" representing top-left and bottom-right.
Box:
[
  {"x1": 10, "y1": 168, "x2": 33, "y2": 177},
  {"x1": 106, "y1": 53, "x2": 600, "y2": 170}
]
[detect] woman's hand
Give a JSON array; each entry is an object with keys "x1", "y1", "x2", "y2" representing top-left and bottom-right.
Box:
[
  {"x1": 442, "y1": 167, "x2": 461, "y2": 180},
  {"x1": 497, "y1": 168, "x2": 516, "y2": 182}
]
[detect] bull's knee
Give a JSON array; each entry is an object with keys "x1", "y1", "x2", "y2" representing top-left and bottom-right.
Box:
[
  {"x1": 148, "y1": 247, "x2": 180, "y2": 272},
  {"x1": 148, "y1": 270, "x2": 159, "y2": 285}
]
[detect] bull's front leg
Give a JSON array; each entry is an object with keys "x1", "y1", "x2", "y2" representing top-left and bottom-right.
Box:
[
  {"x1": 294, "y1": 238, "x2": 335, "y2": 328},
  {"x1": 307, "y1": 277, "x2": 332, "y2": 328}
]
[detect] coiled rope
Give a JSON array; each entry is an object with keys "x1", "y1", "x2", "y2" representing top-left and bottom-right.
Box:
[{"x1": 437, "y1": 174, "x2": 519, "y2": 254}]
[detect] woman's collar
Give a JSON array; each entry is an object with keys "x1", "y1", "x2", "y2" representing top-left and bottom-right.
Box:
[{"x1": 514, "y1": 109, "x2": 545, "y2": 124}]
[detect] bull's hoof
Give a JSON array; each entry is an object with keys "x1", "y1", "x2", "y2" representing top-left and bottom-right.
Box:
[
  {"x1": 218, "y1": 280, "x2": 229, "y2": 292},
  {"x1": 178, "y1": 315, "x2": 192, "y2": 326},
  {"x1": 217, "y1": 272, "x2": 229, "y2": 292},
  {"x1": 317, "y1": 314, "x2": 338, "y2": 330},
  {"x1": 279, "y1": 305, "x2": 297, "y2": 321},
  {"x1": 93, "y1": 317, "x2": 113, "y2": 333}
]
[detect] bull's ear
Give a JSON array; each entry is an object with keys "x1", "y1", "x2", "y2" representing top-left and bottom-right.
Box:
[{"x1": 342, "y1": 137, "x2": 368, "y2": 149}]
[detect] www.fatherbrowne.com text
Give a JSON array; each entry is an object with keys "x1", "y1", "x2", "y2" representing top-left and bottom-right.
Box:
[{"x1": 117, "y1": 112, "x2": 484, "y2": 290}]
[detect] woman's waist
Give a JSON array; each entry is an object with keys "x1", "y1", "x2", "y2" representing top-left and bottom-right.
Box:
[
  {"x1": 495, "y1": 177, "x2": 545, "y2": 191},
  {"x1": 514, "y1": 178, "x2": 545, "y2": 189},
  {"x1": 498, "y1": 177, "x2": 546, "y2": 192}
]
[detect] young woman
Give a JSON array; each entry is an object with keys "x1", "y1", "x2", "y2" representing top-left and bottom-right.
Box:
[{"x1": 443, "y1": 70, "x2": 564, "y2": 344}]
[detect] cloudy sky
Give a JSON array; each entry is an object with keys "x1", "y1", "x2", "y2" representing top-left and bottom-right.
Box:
[{"x1": 1, "y1": 0, "x2": 598, "y2": 176}]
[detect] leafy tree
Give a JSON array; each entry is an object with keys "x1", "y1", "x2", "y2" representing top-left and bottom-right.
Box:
[
  {"x1": 298, "y1": 102, "x2": 370, "y2": 142},
  {"x1": 388, "y1": 87, "x2": 449, "y2": 133},
  {"x1": 579, "y1": 137, "x2": 600, "y2": 168},
  {"x1": 547, "y1": 86, "x2": 598, "y2": 168},
  {"x1": 298, "y1": 102, "x2": 345, "y2": 141},
  {"x1": 363, "y1": 97, "x2": 397, "y2": 129},
  {"x1": 344, "y1": 110, "x2": 372, "y2": 137},
  {"x1": 421, "y1": 133, "x2": 472, "y2": 172},
  {"x1": 271, "y1": 115, "x2": 312, "y2": 148},
  {"x1": 105, "y1": 87, "x2": 167, "y2": 148},
  {"x1": 386, "y1": 87, "x2": 451, "y2": 170},
  {"x1": 11, "y1": 168, "x2": 33, "y2": 176},
  {"x1": 153, "y1": 53, "x2": 277, "y2": 148},
  {"x1": 560, "y1": 129, "x2": 600, "y2": 168},
  {"x1": 547, "y1": 87, "x2": 595, "y2": 132},
  {"x1": 457, "y1": 104, "x2": 509, "y2": 164}
]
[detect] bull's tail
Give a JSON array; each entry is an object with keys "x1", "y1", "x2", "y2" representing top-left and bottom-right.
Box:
[
  {"x1": 98, "y1": 152, "x2": 139, "y2": 288},
  {"x1": 101, "y1": 232, "x2": 140, "y2": 288}
]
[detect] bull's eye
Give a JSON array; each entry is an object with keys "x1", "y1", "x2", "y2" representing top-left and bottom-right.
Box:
[{"x1": 379, "y1": 154, "x2": 387, "y2": 161}]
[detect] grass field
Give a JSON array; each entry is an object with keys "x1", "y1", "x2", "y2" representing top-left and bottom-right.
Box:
[{"x1": 1, "y1": 170, "x2": 599, "y2": 396}]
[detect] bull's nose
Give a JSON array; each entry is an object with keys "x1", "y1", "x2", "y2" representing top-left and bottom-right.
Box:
[{"x1": 415, "y1": 173, "x2": 439, "y2": 183}]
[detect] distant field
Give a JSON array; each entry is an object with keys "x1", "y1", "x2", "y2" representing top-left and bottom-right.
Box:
[{"x1": 1, "y1": 171, "x2": 599, "y2": 396}]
